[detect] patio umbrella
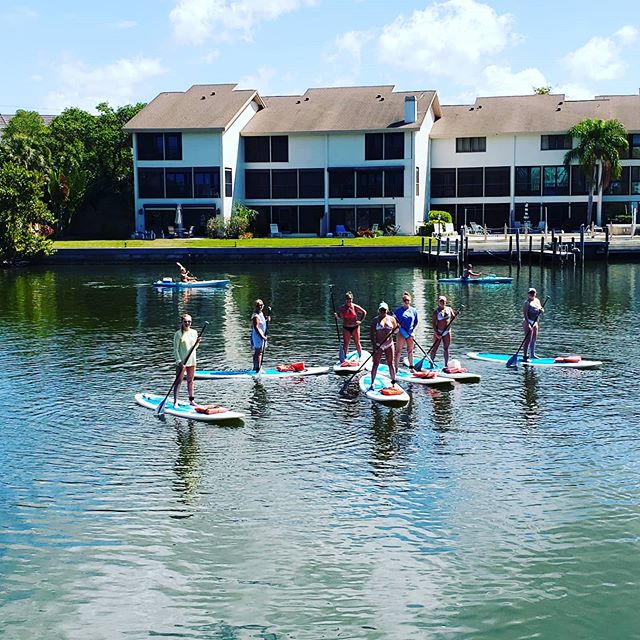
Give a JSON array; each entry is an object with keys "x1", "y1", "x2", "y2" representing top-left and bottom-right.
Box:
[{"x1": 175, "y1": 204, "x2": 183, "y2": 234}]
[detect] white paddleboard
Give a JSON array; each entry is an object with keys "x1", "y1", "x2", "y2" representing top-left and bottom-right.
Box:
[
  {"x1": 195, "y1": 365, "x2": 330, "y2": 379},
  {"x1": 380, "y1": 363, "x2": 454, "y2": 387},
  {"x1": 359, "y1": 373, "x2": 410, "y2": 406},
  {"x1": 466, "y1": 352, "x2": 602, "y2": 369},
  {"x1": 135, "y1": 393, "x2": 244, "y2": 423},
  {"x1": 333, "y1": 350, "x2": 372, "y2": 374},
  {"x1": 403, "y1": 357, "x2": 481, "y2": 383}
]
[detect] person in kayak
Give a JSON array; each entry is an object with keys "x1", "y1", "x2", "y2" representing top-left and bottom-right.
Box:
[
  {"x1": 461, "y1": 264, "x2": 482, "y2": 280},
  {"x1": 394, "y1": 291, "x2": 419, "y2": 372},
  {"x1": 177, "y1": 262, "x2": 197, "y2": 283},
  {"x1": 429, "y1": 295, "x2": 455, "y2": 366},
  {"x1": 251, "y1": 299, "x2": 271, "y2": 371},
  {"x1": 369, "y1": 302, "x2": 399, "y2": 389},
  {"x1": 335, "y1": 291, "x2": 367, "y2": 361},
  {"x1": 173, "y1": 314, "x2": 201, "y2": 406},
  {"x1": 522, "y1": 287, "x2": 544, "y2": 360}
]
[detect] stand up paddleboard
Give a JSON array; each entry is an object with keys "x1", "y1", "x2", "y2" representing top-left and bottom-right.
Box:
[
  {"x1": 467, "y1": 352, "x2": 602, "y2": 369},
  {"x1": 438, "y1": 275, "x2": 513, "y2": 284},
  {"x1": 359, "y1": 373, "x2": 410, "y2": 406},
  {"x1": 333, "y1": 350, "x2": 372, "y2": 374},
  {"x1": 403, "y1": 357, "x2": 481, "y2": 383},
  {"x1": 135, "y1": 393, "x2": 244, "y2": 423},
  {"x1": 195, "y1": 365, "x2": 330, "y2": 379},
  {"x1": 378, "y1": 363, "x2": 454, "y2": 388},
  {"x1": 153, "y1": 278, "x2": 230, "y2": 288}
]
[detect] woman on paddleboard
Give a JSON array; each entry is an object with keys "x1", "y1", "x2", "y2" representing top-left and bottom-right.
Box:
[
  {"x1": 394, "y1": 291, "x2": 419, "y2": 372},
  {"x1": 369, "y1": 302, "x2": 399, "y2": 389},
  {"x1": 429, "y1": 295, "x2": 454, "y2": 367},
  {"x1": 335, "y1": 291, "x2": 367, "y2": 361},
  {"x1": 173, "y1": 314, "x2": 201, "y2": 406},
  {"x1": 251, "y1": 299, "x2": 271, "y2": 371},
  {"x1": 522, "y1": 287, "x2": 544, "y2": 360}
]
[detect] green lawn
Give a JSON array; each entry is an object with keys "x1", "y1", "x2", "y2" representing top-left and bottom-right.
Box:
[{"x1": 54, "y1": 236, "x2": 425, "y2": 249}]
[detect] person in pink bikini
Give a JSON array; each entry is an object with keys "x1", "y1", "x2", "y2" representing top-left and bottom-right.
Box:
[{"x1": 335, "y1": 291, "x2": 367, "y2": 361}]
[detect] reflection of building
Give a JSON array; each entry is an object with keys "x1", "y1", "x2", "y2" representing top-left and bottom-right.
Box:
[
  {"x1": 124, "y1": 84, "x2": 440, "y2": 236},
  {"x1": 430, "y1": 94, "x2": 640, "y2": 229},
  {"x1": 124, "y1": 86, "x2": 640, "y2": 235}
]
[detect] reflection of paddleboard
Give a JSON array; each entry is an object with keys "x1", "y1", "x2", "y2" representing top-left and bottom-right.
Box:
[
  {"x1": 195, "y1": 366, "x2": 330, "y2": 379},
  {"x1": 438, "y1": 275, "x2": 512, "y2": 284},
  {"x1": 379, "y1": 363, "x2": 453, "y2": 388},
  {"x1": 134, "y1": 393, "x2": 244, "y2": 423},
  {"x1": 359, "y1": 373, "x2": 410, "y2": 406},
  {"x1": 333, "y1": 350, "x2": 372, "y2": 374},
  {"x1": 467, "y1": 352, "x2": 603, "y2": 369},
  {"x1": 403, "y1": 357, "x2": 481, "y2": 383},
  {"x1": 153, "y1": 279, "x2": 229, "y2": 288}
]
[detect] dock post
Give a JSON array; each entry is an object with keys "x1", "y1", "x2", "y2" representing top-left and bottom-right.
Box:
[
  {"x1": 445, "y1": 237, "x2": 451, "y2": 253},
  {"x1": 508, "y1": 235, "x2": 513, "y2": 262},
  {"x1": 528, "y1": 235, "x2": 533, "y2": 265},
  {"x1": 428, "y1": 237, "x2": 432, "y2": 265},
  {"x1": 580, "y1": 225, "x2": 585, "y2": 264},
  {"x1": 436, "y1": 237, "x2": 441, "y2": 265},
  {"x1": 605, "y1": 226, "x2": 610, "y2": 260},
  {"x1": 552, "y1": 237, "x2": 557, "y2": 264},
  {"x1": 540, "y1": 236, "x2": 544, "y2": 267},
  {"x1": 464, "y1": 236, "x2": 469, "y2": 265},
  {"x1": 515, "y1": 229, "x2": 521, "y2": 267},
  {"x1": 421, "y1": 237, "x2": 425, "y2": 253}
]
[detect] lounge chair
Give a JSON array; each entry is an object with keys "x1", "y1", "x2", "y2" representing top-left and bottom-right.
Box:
[
  {"x1": 336, "y1": 224, "x2": 352, "y2": 238},
  {"x1": 167, "y1": 225, "x2": 176, "y2": 238},
  {"x1": 270, "y1": 223, "x2": 282, "y2": 238},
  {"x1": 470, "y1": 222, "x2": 484, "y2": 234}
]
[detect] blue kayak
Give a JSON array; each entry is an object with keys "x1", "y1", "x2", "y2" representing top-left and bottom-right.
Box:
[
  {"x1": 467, "y1": 352, "x2": 602, "y2": 369},
  {"x1": 439, "y1": 275, "x2": 513, "y2": 284},
  {"x1": 153, "y1": 278, "x2": 229, "y2": 288}
]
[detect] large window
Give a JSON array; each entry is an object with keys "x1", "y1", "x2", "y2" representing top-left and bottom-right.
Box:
[
  {"x1": 329, "y1": 205, "x2": 395, "y2": 234},
  {"x1": 632, "y1": 167, "x2": 640, "y2": 195},
  {"x1": 457, "y1": 168, "x2": 483, "y2": 197},
  {"x1": 356, "y1": 169, "x2": 383, "y2": 197},
  {"x1": 604, "y1": 166, "x2": 630, "y2": 195},
  {"x1": 515, "y1": 166, "x2": 541, "y2": 196},
  {"x1": 224, "y1": 168, "x2": 233, "y2": 197},
  {"x1": 570, "y1": 165, "x2": 588, "y2": 196},
  {"x1": 137, "y1": 133, "x2": 182, "y2": 161},
  {"x1": 329, "y1": 169, "x2": 355, "y2": 198},
  {"x1": 430, "y1": 169, "x2": 456, "y2": 197},
  {"x1": 543, "y1": 166, "x2": 569, "y2": 195},
  {"x1": 271, "y1": 170, "x2": 298, "y2": 199},
  {"x1": 541, "y1": 134, "x2": 572, "y2": 150},
  {"x1": 138, "y1": 168, "x2": 164, "y2": 198},
  {"x1": 194, "y1": 168, "x2": 220, "y2": 197},
  {"x1": 456, "y1": 137, "x2": 486, "y2": 153},
  {"x1": 244, "y1": 136, "x2": 289, "y2": 162},
  {"x1": 365, "y1": 132, "x2": 404, "y2": 160},
  {"x1": 245, "y1": 170, "x2": 271, "y2": 198},
  {"x1": 165, "y1": 169, "x2": 192, "y2": 198},
  {"x1": 385, "y1": 169, "x2": 404, "y2": 197},
  {"x1": 299, "y1": 169, "x2": 324, "y2": 198},
  {"x1": 628, "y1": 134, "x2": 640, "y2": 160},
  {"x1": 484, "y1": 166, "x2": 510, "y2": 196}
]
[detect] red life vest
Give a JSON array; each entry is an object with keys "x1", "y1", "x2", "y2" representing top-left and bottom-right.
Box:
[
  {"x1": 276, "y1": 361, "x2": 306, "y2": 372},
  {"x1": 554, "y1": 355, "x2": 582, "y2": 363},
  {"x1": 195, "y1": 405, "x2": 229, "y2": 414},
  {"x1": 380, "y1": 386, "x2": 404, "y2": 396}
]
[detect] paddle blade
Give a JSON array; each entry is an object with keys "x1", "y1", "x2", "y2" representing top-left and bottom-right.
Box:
[
  {"x1": 506, "y1": 353, "x2": 519, "y2": 368},
  {"x1": 339, "y1": 345, "x2": 346, "y2": 362},
  {"x1": 414, "y1": 356, "x2": 426, "y2": 372}
]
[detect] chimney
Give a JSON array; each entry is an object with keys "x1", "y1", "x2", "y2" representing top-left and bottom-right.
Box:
[{"x1": 404, "y1": 96, "x2": 417, "y2": 124}]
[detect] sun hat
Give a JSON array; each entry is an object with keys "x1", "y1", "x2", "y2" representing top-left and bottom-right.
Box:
[
  {"x1": 378, "y1": 301, "x2": 389, "y2": 311},
  {"x1": 528, "y1": 287, "x2": 536, "y2": 294}
]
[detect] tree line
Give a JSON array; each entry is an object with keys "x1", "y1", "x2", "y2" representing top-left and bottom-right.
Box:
[{"x1": 0, "y1": 102, "x2": 144, "y2": 264}]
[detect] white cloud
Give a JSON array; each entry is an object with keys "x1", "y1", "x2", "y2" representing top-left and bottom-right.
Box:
[
  {"x1": 169, "y1": 0, "x2": 317, "y2": 45},
  {"x1": 0, "y1": 6, "x2": 38, "y2": 22},
  {"x1": 324, "y1": 30, "x2": 374, "y2": 68},
  {"x1": 564, "y1": 26, "x2": 638, "y2": 81},
  {"x1": 554, "y1": 82, "x2": 594, "y2": 101},
  {"x1": 237, "y1": 66, "x2": 277, "y2": 93},
  {"x1": 112, "y1": 20, "x2": 137, "y2": 29},
  {"x1": 377, "y1": 0, "x2": 517, "y2": 79},
  {"x1": 475, "y1": 64, "x2": 549, "y2": 97},
  {"x1": 202, "y1": 49, "x2": 220, "y2": 64},
  {"x1": 45, "y1": 55, "x2": 167, "y2": 112}
]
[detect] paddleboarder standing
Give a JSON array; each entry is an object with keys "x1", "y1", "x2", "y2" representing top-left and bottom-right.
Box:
[
  {"x1": 173, "y1": 314, "x2": 201, "y2": 406},
  {"x1": 335, "y1": 291, "x2": 367, "y2": 361},
  {"x1": 369, "y1": 302, "x2": 399, "y2": 388},
  {"x1": 251, "y1": 299, "x2": 271, "y2": 371},
  {"x1": 429, "y1": 295, "x2": 455, "y2": 366},
  {"x1": 522, "y1": 288, "x2": 544, "y2": 360},
  {"x1": 394, "y1": 291, "x2": 419, "y2": 372}
]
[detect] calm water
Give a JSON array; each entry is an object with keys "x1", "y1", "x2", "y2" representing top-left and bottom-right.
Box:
[{"x1": 0, "y1": 260, "x2": 639, "y2": 640}]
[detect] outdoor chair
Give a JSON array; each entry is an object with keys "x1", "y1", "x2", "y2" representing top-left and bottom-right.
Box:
[
  {"x1": 167, "y1": 225, "x2": 176, "y2": 238},
  {"x1": 470, "y1": 222, "x2": 484, "y2": 234},
  {"x1": 336, "y1": 225, "x2": 352, "y2": 238},
  {"x1": 270, "y1": 223, "x2": 282, "y2": 238}
]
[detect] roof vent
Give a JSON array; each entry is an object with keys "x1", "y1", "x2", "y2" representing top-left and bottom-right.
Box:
[
  {"x1": 304, "y1": 97, "x2": 309, "y2": 101},
  {"x1": 557, "y1": 101, "x2": 563, "y2": 105},
  {"x1": 201, "y1": 96, "x2": 206, "y2": 100},
  {"x1": 296, "y1": 100, "x2": 301, "y2": 104},
  {"x1": 379, "y1": 97, "x2": 385, "y2": 101},
  {"x1": 556, "y1": 107, "x2": 561, "y2": 111},
  {"x1": 469, "y1": 107, "x2": 474, "y2": 111},
  {"x1": 376, "y1": 94, "x2": 381, "y2": 99},
  {"x1": 477, "y1": 105, "x2": 482, "y2": 109},
  {"x1": 211, "y1": 91, "x2": 216, "y2": 96}
]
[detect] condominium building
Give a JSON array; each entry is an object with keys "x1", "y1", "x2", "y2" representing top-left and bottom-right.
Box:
[{"x1": 124, "y1": 85, "x2": 640, "y2": 236}]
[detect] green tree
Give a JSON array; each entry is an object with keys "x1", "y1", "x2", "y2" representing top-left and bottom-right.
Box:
[
  {"x1": 0, "y1": 163, "x2": 55, "y2": 264},
  {"x1": 533, "y1": 86, "x2": 552, "y2": 95},
  {"x1": 564, "y1": 118, "x2": 629, "y2": 226},
  {"x1": 0, "y1": 110, "x2": 51, "y2": 174}
]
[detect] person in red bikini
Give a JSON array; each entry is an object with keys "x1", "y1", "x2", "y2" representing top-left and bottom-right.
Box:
[{"x1": 334, "y1": 291, "x2": 367, "y2": 361}]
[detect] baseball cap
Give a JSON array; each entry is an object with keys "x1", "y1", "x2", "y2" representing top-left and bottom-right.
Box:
[
  {"x1": 528, "y1": 287, "x2": 536, "y2": 294},
  {"x1": 378, "y1": 301, "x2": 389, "y2": 311}
]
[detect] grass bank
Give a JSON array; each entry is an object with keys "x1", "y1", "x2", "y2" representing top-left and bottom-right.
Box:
[{"x1": 53, "y1": 236, "x2": 424, "y2": 250}]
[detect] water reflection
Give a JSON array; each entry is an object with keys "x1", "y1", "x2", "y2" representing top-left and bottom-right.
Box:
[
  {"x1": 172, "y1": 424, "x2": 200, "y2": 507},
  {"x1": 521, "y1": 366, "x2": 541, "y2": 426}
]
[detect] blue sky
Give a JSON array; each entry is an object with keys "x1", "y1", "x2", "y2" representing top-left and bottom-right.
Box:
[{"x1": 1, "y1": 0, "x2": 639, "y2": 114}]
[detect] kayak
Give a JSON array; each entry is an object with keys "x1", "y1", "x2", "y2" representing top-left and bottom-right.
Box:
[
  {"x1": 439, "y1": 275, "x2": 513, "y2": 284},
  {"x1": 333, "y1": 350, "x2": 372, "y2": 374},
  {"x1": 195, "y1": 365, "x2": 330, "y2": 379},
  {"x1": 378, "y1": 363, "x2": 454, "y2": 388},
  {"x1": 153, "y1": 278, "x2": 230, "y2": 288},
  {"x1": 134, "y1": 393, "x2": 244, "y2": 423},
  {"x1": 466, "y1": 352, "x2": 602, "y2": 369},
  {"x1": 403, "y1": 357, "x2": 481, "y2": 383},
  {"x1": 359, "y1": 373, "x2": 410, "y2": 406}
]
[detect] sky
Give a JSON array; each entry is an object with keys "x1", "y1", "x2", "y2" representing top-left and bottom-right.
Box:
[{"x1": 1, "y1": 0, "x2": 639, "y2": 115}]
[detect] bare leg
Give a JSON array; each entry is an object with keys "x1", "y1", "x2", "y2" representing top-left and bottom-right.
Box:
[
  {"x1": 370, "y1": 352, "x2": 382, "y2": 389},
  {"x1": 406, "y1": 337, "x2": 415, "y2": 370},
  {"x1": 185, "y1": 366, "x2": 196, "y2": 404},
  {"x1": 529, "y1": 325, "x2": 539, "y2": 358},
  {"x1": 353, "y1": 328, "x2": 362, "y2": 359},
  {"x1": 442, "y1": 334, "x2": 451, "y2": 367},
  {"x1": 173, "y1": 364, "x2": 184, "y2": 405},
  {"x1": 386, "y1": 346, "x2": 397, "y2": 383},
  {"x1": 394, "y1": 334, "x2": 406, "y2": 372},
  {"x1": 342, "y1": 329, "x2": 351, "y2": 360},
  {"x1": 522, "y1": 321, "x2": 532, "y2": 358}
]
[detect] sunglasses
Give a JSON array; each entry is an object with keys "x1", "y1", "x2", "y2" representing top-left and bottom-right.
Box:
[{"x1": 182, "y1": 320, "x2": 192, "y2": 324}]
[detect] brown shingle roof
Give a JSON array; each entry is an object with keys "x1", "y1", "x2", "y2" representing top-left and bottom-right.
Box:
[
  {"x1": 430, "y1": 94, "x2": 640, "y2": 137},
  {"x1": 0, "y1": 113, "x2": 57, "y2": 135},
  {"x1": 123, "y1": 84, "x2": 265, "y2": 131},
  {"x1": 242, "y1": 86, "x2": 438, "y2": 135}
]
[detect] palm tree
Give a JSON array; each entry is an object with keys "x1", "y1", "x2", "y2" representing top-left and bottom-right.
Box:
[{"x1": 564, "y1": 118, "x2": 628, "y2": 226}]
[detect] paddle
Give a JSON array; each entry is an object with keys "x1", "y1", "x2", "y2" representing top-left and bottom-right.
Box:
[
  {"x1": 414, "y1": 305, "x2": 464, "y2": 371},
  {"x1": 157, "y1": 321, "x2": 208, "y2": 415},
  {"x1": 339, "y1": 324, "x2": 396, "y2": 396},
  {"x1": 176, "y1": 261, "x2": 197, "y2": 281},
  {"x1": 329, "y1": 285, "x2": 346, "y2": 362},
  {"x1": 506, "y1": 295, "x2": 549, "y2": 368},
  {"x1": 409, "y1": 337, "x2": 436, "y2": 371}
]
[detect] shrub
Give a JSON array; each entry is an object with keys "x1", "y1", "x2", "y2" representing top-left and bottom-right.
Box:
[
  {"x1": 206, "y1": 216, "x2": 226, "y2": 239},
  {"x1": 424, "y1": 210, "x2": 453, "y2": 235}
]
